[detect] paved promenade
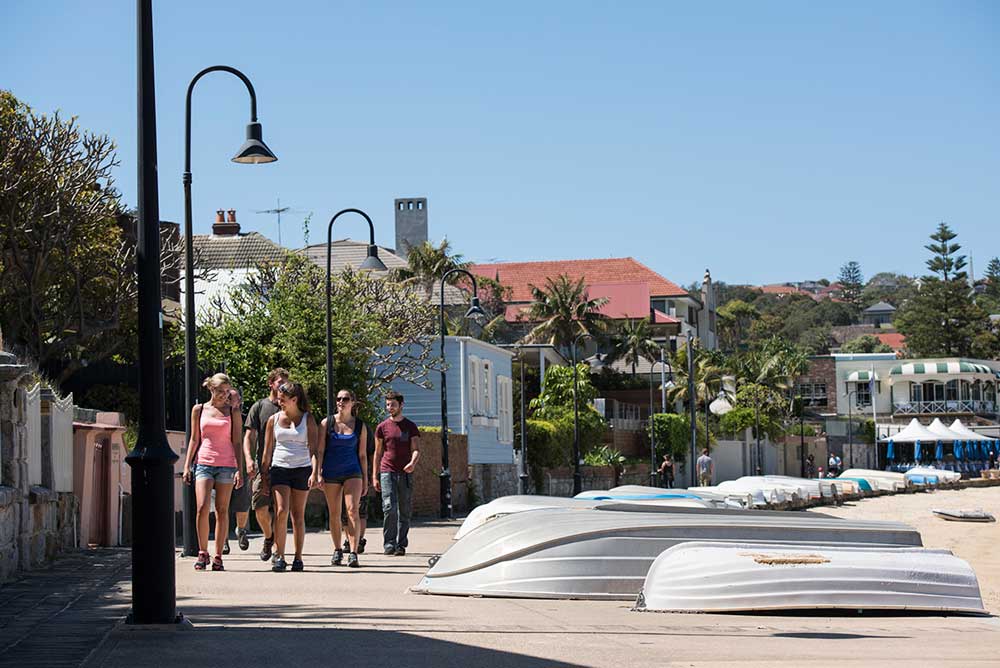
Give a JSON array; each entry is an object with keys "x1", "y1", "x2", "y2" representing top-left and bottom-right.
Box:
[{"x1": 3, "y1": 487, "x2": 1000, "y2": 667}]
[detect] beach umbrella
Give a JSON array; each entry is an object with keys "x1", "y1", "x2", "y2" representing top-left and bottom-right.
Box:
[
  {"x1": 935, "y1": 441, "x2": 944, "y2": 461},
  {"x1": 914, "y1": 440, "x2": 921, "y2": 462},
  {"x1": 954, "y1": 441, "x2": 963, "y2": 460},
  {"x1": 886, "y1": 440, "x2": 895, "y2": 461}
]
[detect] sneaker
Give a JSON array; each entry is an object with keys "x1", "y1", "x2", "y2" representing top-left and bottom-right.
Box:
[
  {"x1": 272, "y1": 557, "x2": 287, "y2": 572},
  {"x1": 342, "y1": 539, "x2": 350, "y2": 553},
  {"x1": 194, "y1": 551, "x2": 209, "y2": 571},
  {"x1": 358, "y1": 538, "x2": 366, "y2": 554},
  {"x1": 394, "y1": 546, "x2": 406, "y2": 557},
  {"x1": 347, "y1": 552, "x2": 359, "y2": 568},
  {"x1": 331, "y1": 549, "x2": 344, "y2": 566},
  {"x1": 222, "y1": 541, "x2": 230, "y2": 555},
  {"x1": 211, "y1": 555, "x2": 225, "y2": 571},
  {"x1": 291, "y1": 558, "x2": 304, "y2": 572},
  {"x1": 383, "y1": 545, "x2": 396, "y2": 555},
  {"x1": 259, "y1": 536, "x2": 274, "y2": 561},
  {"x1": 237, "y1": 528, "x2": 250, "y2": 551}
]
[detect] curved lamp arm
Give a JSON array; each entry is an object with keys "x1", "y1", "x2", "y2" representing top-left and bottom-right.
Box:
[{"x1": 185, "y1": 65, "x2": 258, "y2": 172}]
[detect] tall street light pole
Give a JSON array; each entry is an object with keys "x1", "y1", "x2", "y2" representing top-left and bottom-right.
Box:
[
  {"x1": 687, "y1": 331, "x2": 697, "y2": 487},
  {"x1": 571, "y1": 332, "x2": 595, "y2": 496},
  {"x1": 648, "y1": 353, "x2": 672, "y2": 487},
  {"x1": 325, "y1": 209, "x2": 387, "y2": 418},
  {"x1": 181, "y1": 65, "x2": 277, "y2": 557},
  {"x1": 439, "y1": 269, "x2": 486, "y2": 518},
  {"x1": 515, "y1": 345, "x2": 529, "y2": 495},
  {"x1": 125, "y1": 0, "x2": 179, "y2": 625},
  {"x1": 845, "y1": 388, "x2": 858, "y2": 469}
]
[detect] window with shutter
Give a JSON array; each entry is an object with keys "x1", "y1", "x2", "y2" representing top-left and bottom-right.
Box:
[
  {"x1": 468, "y1": 356, "x2": 480, "y2": 415},
  {"x1": 483, "y1": 359, "x2": 493, "y2": 416}
]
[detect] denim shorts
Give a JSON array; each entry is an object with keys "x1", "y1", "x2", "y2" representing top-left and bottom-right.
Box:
[{"x1": 194, "y1": 464, "x2": 237, "y2": 484}]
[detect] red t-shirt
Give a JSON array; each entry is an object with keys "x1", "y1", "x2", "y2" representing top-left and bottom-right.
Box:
[{"x1": 376, "y1": 417, "x2": 420, "y2": 473}]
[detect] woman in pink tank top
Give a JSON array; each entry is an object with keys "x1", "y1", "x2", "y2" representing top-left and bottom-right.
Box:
[{"x1": 182, "y1": 373, "x2": 244, "y2": 571}]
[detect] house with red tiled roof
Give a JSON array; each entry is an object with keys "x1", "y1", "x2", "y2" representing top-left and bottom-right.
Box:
[
  {"x1": 875, "y1": 332, "x2": 907, "y2": 353},
  {"x1": 758, "y1": 283, "x2": 804, "y2": 297},
  {"x1": 469, "y1": 257, "x2": 717, "y2": 348}
]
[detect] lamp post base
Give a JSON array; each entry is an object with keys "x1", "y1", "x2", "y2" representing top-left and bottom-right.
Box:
[
  {"x1": 439, "y1": 471, "x2": 452, "y2": 520},
  {"x1": 518, "y1": 473, "x2": 530, "y2": 495}
]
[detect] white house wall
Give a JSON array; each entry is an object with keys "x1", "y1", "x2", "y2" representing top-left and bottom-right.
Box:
[{"x1": 180, "y1": 268, "x2": 255, "y2": 322}]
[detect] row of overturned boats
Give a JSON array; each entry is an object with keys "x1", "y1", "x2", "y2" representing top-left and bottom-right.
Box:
[{"x1": 411, "y1": 469, "x2": 987, "y2": 615}]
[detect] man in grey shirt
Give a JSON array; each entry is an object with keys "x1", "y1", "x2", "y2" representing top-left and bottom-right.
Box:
[{"x1": 696, "y1": 449, "x2": 713, "y2": 487}]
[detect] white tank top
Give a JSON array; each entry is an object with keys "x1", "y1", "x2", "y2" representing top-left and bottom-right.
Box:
[{"x1": 271, "y1": 412, "x2": 312, "y2": 469}]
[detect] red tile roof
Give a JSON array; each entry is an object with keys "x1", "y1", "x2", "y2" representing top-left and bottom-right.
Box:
[
  {"x1": 470, "y1": 258, "x2": 688, "y2": 302},
  {"x1": 759, "y1": 284, "x2": 803, "y2": 296},
  {"x1": 876, "y1": 333, "x2": 907, "y2": 351}
]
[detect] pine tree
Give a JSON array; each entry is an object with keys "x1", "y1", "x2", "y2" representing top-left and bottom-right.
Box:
[
  {"x1": 838, "y1": 261, "x2": 864, "y2": 310},
  {"x1": 985, "y1": 257, "x2": 1000, "y2": 300},
  {"x1": 896, "y1": 223, "x2": 990, "y2": 356}
]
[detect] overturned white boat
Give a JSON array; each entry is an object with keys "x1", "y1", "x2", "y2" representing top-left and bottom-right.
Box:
[
  {"x1": 454, "y1": 494, "x2": 714, "y2": 541},
  {"x1": 636, "y1": 542, "x2": 986, "y2": 615},
  {"x1": 580, "y1": 485, "x2": 747, "y2": 508},
  {"x1": 715, "y1": 478, "x2": 794, "y2": 504},
  {"x1": 840, "y1": 468, "x2": 910, "y2": 492},
  {"x1": 413, "y1": 506, "x2": 923, "y2": 600},
  {"x1": 909, "y1": 466, "x2": 962, "y2": 484},
  {"x1": 932, "y1": 509, "x2": 996, "y2": 523}
]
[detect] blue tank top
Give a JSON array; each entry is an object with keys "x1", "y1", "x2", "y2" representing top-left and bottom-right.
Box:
[{"x1": 322, "y1": 426, "x2": 362, "y2": 478}]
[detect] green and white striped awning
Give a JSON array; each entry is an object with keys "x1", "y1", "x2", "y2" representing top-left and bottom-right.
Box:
[
  {"x1": 889, "y1": 361, "x2": 996, "y2": 378},
  {"x1": 846, "y1": 370, "x2": 879, "y2": 382}
]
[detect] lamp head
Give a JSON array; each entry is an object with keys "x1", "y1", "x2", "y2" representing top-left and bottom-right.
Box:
[
  {"x1": 232, "y1": 122, "x2": 278, "y2": 164},
  {"x1": 359, "y1": 244, "x2": 388, "y2": 271},
  {"x1": 464, "y1": 296, "x2": 487, "y2": 321}
]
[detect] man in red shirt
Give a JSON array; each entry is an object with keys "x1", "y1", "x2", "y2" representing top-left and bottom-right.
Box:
[{"x1": 373, "y1": 391, "x2": 420, "y2": 556}]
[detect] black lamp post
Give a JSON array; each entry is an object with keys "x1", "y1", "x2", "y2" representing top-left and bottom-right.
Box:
[
  {"x1": 439, "y1": 269, "x2": 486, "y2": 518},
  {"x1": 125, "y1": 0, "x2": 179, "y2": 625},
  {"x1": 181, "y1": 65, "x2": 277, "y2": 557},
  {"x1": 515, "y1": 345, "x2": 529, "y2": 495},
  {"x1": 571, "y1": 332, "x2": 597, "y2": 496},
  {"x1": 648, "y1": 353, "x2": 672, "y2": 487},
  {"x1": 845, "y1": 388, "x2": 858, "y2": 469},
  {"x1": 687, "y1": 331, "x2": 697, "y2": 487},
  {"x1": 325, "y1": 209, "x2": 387, "y2": 418}
]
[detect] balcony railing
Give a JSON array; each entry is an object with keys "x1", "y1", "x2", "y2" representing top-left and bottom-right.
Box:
[{"x1": 893, "y1": 400, "x2": 997, "y2": 415}]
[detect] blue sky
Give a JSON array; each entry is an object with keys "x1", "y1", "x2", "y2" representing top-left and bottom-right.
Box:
[{"x1": 4, "y1": 1, "x2": 998, "y2": 286}]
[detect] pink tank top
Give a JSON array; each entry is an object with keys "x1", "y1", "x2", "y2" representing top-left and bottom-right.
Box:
[{"x1": 198, "y1": 406, "x2": 236, "y2": 467}]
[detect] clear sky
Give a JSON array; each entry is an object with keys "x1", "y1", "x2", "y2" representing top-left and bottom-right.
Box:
[{"x1": 4, "y1": 1, "x2": 998, "y2": 287}]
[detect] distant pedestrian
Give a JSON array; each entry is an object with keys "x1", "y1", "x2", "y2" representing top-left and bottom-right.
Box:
[
  {"x1": 317, "y1": 389, "x2": 369, "y2": 568},
  {"x1": 182, "y1": 373, "x2": 244, "y2": 572},
  {"x1": 658, "y1": 454, "x2": 674, "y2": 488},
  {"x1": 696, "y1": 448, "x2": 713, "y2": 487},
  {"x1": 828, "y1": 453, "x2": 841, "y2": 476},
  {"x1": 262, "y1": 381, "x2": 319, "y2": 572},
  {"x1": 989, "y1": 451, "x2": 997, "y2": 470},
  {"x1": 805, "y1": 454, "x2": 816, "y2": 479},
  {"x1": 241, "y1": 368, "x2": 289, "y2": 561},
  {"x1": 373, "y1": 391, "x2": 421, "y2": 556}
]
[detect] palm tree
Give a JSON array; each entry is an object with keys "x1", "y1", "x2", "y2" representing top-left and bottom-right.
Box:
[
  {"x1": 389, "y1": 238, "x2": 468, "y2": 294},
  {"x1": 523, "y1": 274, "x2": 609, "y2": 350},
  {"x1": 605, "y1": 318, "x2": 658, "y2": 376},
  {"x1": 666, "y1": 343, "x2": 726, "y2": 408}
]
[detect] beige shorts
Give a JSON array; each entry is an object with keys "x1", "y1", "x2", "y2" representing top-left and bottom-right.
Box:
[{"x1": 251, "y1": 470, "x2": 272, "y2": 510}]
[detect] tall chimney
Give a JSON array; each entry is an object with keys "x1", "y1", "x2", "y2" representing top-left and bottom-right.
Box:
[
  {"x1": 212, "y1": 208, "x2": 240, "y2": 236},
  {"x1": 394, "y1": 197, "x2": 428, "y2": 259}
]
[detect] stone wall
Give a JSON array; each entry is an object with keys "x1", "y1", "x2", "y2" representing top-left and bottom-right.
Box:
[
  {"x1": 411, "y1": 432, "x2": 469, "y2": 517},
  {"x1": 541, "y1": 463, "x2": 654, "y2": 497},
  {"x1": 469, "y1": 463, "x2": 519, "y2": 505},
  {"x1": 0, "y1": 352, "x2": 79, "y2": 582}
]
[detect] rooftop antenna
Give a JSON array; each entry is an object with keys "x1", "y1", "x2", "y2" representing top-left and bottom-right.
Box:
[{"x1": 255, "y1": 197, "x2": 307, "y2": 246}]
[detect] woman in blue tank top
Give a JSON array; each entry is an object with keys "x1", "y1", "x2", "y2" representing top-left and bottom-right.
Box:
[{"x1": 317, "y1": 389, "x2": 367, "y2": 568}]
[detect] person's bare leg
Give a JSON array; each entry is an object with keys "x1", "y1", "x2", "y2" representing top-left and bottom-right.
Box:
[
  {"x1": 255, "y1": 504, "x2": 272, "y2": 539},
  {"x1": 342, "y1": 478, "x2": 362, "y2": 552},
  {"x1": 291, "y1": 489, "x2": 309, "y2": 561},
  {"x1": 235, "y1": 511, "x2": 249, "y2": 530},
  {"x1": 195, "y1": 478, "x2": 214, "y2": 553},
  {"x1": 272, "y1": 486, "x2": 291, "y2": 559},
  {"x1": 213, "y1": 482, "x2": 234, "y2": 557},
  {"x1": 322, "y1": 484, "x2": 344, "y2": 550}
]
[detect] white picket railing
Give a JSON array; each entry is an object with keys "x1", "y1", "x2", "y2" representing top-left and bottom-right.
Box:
[
  {"x1": 50, "y1": 392, "x2": 74, "y2": 492},
  {"x1": 25, "y1": 383, "x2": 42, "y2": 485}
]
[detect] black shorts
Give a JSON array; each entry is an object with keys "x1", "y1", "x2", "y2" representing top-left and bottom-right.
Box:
[{"x1": 269, "y1": 466, "x2": 311, "y2": 491}]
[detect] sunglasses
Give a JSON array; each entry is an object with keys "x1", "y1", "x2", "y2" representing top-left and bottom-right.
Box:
[{"x1": 336, "y1": 396, "x2": 353, "y2": 403}]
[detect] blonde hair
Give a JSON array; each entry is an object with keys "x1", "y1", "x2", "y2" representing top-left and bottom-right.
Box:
[{"x1": 202, "y1": 372, "x2": 231, "y2": 390}]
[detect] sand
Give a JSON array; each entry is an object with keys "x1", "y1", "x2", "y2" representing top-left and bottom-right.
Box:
[{"x1": 809, "y1": 484, "x2": 1000, "y2": 613}]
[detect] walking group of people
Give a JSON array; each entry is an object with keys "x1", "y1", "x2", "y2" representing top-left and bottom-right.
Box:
[
  {"x1": 181, "y1": 368, "x2": 421, "y2": 572},
  {"x1": 656, "y1": 449, "x2": 714, "y2": 488}
]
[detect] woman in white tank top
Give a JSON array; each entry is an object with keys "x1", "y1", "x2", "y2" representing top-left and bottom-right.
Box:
[{"x1": 262, "y1": 381, "x2": 319, "y2": 572}]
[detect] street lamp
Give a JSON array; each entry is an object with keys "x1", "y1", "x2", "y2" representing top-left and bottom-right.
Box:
[
  {"x1": 515, "y1": 345, "x2": 529, "y2": 495},
  {"x1": 125, "y1": 0, "x2": 179, "y2": 624},
  {"x1": 686, "y1": 331, "x2": 697, "y2": 487},
  {"x1": 648, "y1": 352, "x2": 672, "y2": 486},
  {"x1": 181, "y1": 65, "x2": 277, "y2": 556},
  {"x1": 845, "y1": 387, "x2": 858, "y2": 469},
  {"x1": 325, "y1": 209, "x2": 387, "y2": 418},
  {"x1": 571, "y1": 332, "x2": 598, "y2": 496},
  {"x1": 439, "y1": 269, "x2": 486, "y2": 519}
]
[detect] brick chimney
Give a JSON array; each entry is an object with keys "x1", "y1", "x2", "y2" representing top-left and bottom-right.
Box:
[{"x1": 212, "y1": 208, "x2": 240, "y2": 236}]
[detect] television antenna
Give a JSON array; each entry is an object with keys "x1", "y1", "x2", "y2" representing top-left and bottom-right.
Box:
[{"x1": 255, "y1": 197, "x2": 308, "y2": 246}]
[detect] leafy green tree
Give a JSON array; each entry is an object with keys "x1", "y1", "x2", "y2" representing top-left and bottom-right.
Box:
[
  {"x1": 194, "y1": 254, "x2": 438, "y2": 412},
  {"x1": 895, "y1": 223, "x2": 991, "y2": 357},
  {"x1": 604, "y1": 318, "x2": 658, "y2": 376},
  {"x1": 0, "y1": 91, "x2": 143, "y2": 381},
  {"x1": 985, "y1": 258, "x2": 1000, "y2": 299},
  {"x1": 716, "y1": 299, "x2": 758, "y2": 351},
  {"x1": 838, "y1": 261, "x2": 864, "y2": 310},
  {"x1": 840, "y1": 334, "x2": 893, "y2": 353},
  {"x1": 719, "y1": 383, "x2": 785, "y2": 440},
  {"x1": 649, "y1": 413, "x2": 710, "y2": 463},
  {"x1": 523, "y1": 274, "x2": 608, "y2": 349},
  {"x1": 862, "y1": 272, "x2": 917, "y2": 309}
]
